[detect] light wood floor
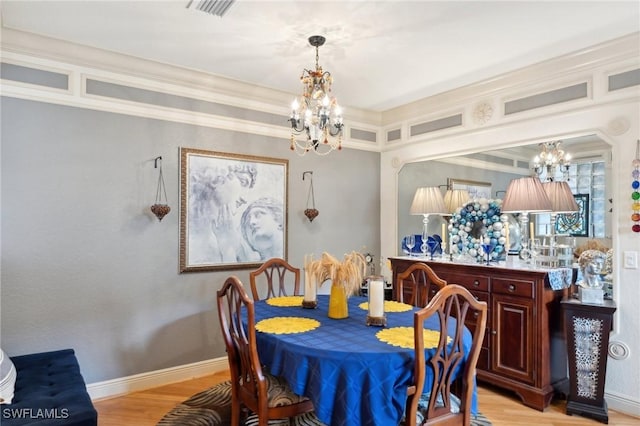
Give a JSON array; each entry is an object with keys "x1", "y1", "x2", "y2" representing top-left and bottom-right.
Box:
[{"x1": 94, "y1": 372, "x2": 640, "y2": 426}]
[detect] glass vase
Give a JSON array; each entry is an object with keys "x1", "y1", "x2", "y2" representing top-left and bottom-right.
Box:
[{"x1": 328, "y1": 283, "x2": 349, "y2": 319}]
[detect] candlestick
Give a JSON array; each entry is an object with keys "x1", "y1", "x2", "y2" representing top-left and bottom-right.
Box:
[
  {"x1": 366, "y1": 277, "x2": 387, "y2": 326},
  {"x1": 530, "y1": 222, "x2": 535, "y2": 241},
  {"x1": 369, "y1": 280, "x2": 384, "y2": 317},
  {"x1": 505, "y1": 223, "x2": 510, "y2": 252},
  {"x1": 304, "y1": 270, "x2": 316, "y2": 301},
  {"x1": 302, "y1": 256, "x2": 317, "y2": 308}
]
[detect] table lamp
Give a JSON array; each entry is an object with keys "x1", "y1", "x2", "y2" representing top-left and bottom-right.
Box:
[
  {"x1": 443, "y1": 189, "x2": 471, "y2": 215},
  {"x1": 501, "y1": 176, "x2": 552, "y2": 260},
  {"x1": 541, "y1": 180, "x2": 579, "y2": 231},
  {"x1": 410, "y1": 187, "x2": 448, "y2": 257},
  {"x1": 541, "y1": 180, "x2": 579, "y2": 266}
]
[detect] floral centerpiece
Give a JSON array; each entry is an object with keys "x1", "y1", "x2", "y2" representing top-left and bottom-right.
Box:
[{"x1": 306, "y1": 251, "x2": 366, "y2": 319}]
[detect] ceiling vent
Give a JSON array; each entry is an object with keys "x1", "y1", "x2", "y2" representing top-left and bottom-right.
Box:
[{"x1": 186, "y1": 0, "x2": 236, "y2": 17}]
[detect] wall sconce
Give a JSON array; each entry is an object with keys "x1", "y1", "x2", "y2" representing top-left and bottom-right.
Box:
[
  {"x1": 150, "y1": 156, "x2": 170, "y2": 221},
  {"x1": 303, "y1": 171, "x2": 319, "y2": 222}
]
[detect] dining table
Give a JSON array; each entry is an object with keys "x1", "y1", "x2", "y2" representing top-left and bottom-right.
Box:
[{"x1": 250, "y1": 294, "x2": 477, "y2": 426}]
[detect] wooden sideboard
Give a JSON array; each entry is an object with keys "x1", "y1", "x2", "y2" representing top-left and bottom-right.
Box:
[{"x1": 389, "y1": 256, "x2": 569, "y2": 411}]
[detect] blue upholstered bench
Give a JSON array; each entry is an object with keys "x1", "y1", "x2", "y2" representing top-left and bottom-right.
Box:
[{"x1": 1, "y1": 349, "x2": 97, "y2": 426}]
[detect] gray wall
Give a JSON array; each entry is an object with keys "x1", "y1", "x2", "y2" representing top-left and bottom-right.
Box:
[
  {"x1": 0, "y1": 97, "x2": 380, "y2": 382},
  {"x1": 398, "y1": 160, "x2": 522, "y2": 252}
]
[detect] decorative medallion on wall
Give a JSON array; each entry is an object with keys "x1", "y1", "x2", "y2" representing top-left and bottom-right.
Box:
[
  {"x1": 608, "y1": 340, "x2": 630, "y2": 360},
  {"x1": 472, "y1": 102, "x2": 494, "y2": 125},
  {"x1": 607, "y1": 116, "x2": 630, "y2": 136}
]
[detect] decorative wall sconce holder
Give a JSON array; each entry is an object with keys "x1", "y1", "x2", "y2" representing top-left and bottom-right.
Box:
[
  {"x1": 303, "y1": 171, "x2": 319, "y2": 222},
  {"x1": 151, "y1": 156, "x2": 171, "y2": 221}
]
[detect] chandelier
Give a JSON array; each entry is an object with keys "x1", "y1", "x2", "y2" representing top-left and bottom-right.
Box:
[
  {"x1": 532, "y1": 141, "x2": 571, "y2": 182},
  {"x1": 289, "y1": 35, "x2": 344, "y2": 156}
]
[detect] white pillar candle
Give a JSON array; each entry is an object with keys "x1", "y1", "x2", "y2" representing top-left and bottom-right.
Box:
[
  {"x1": 369, "y1": 279, "x2": 384, "y2": 317},
  {"x1": 530, "y1": 222, "x2": 535, "y2": 241},
  {"x1": 505, "y1": 224, "x2": 510, "y2": 252},
  {"x1": 441, "y1": 223, "x2": 446, "y2": 246},
  {"x1": 304, "y1": 270, "x2": 316, "y2": 301}
]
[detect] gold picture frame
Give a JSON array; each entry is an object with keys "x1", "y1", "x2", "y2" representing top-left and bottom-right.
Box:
[
  {"x1": 179, "y1": 147, "x2": 288, "y2": 272},
  {"x1": 447, "y1": 178, "x2": 493, "y2": 200}
]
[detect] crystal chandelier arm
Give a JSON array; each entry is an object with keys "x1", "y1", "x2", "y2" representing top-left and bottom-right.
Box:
[{"x1": 327, "y1": 122, "x2": 344, "y2": 137}]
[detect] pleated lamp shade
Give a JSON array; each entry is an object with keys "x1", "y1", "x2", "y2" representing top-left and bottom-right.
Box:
[
  {"x1": 542, "y1": 181, "x2": 579, "y2": 213},
  {"x1": 501, "y1": 176, "x2": 552, "y2": 213},
  {"x1": 444, "y1": 189, "x2": 470, "y2": 214},
  {"x1": 410, "y1": 187, "x2": 447, "y2": 215}
]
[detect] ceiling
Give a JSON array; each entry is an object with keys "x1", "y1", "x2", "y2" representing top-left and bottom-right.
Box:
[{"x1": 1, "y1": 1, "x2": 638, "y2": 113}]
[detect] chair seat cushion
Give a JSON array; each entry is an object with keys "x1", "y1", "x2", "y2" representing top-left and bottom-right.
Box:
[
  {"x1": 156, "y1": 379, "x2": 326, "y2": 426},
  {"x1": 264, "y1": 373, "x2": 310, "y2": 408},
  {"x1": 415, "y1": 392, "x2": 461, "y2": 424}
]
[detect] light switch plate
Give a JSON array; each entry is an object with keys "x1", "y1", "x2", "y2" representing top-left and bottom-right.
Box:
[{"x1": 623, "y1": 251, "x2": 638, "y2": 269}]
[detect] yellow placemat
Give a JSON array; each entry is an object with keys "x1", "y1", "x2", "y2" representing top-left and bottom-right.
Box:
[
  {"x1": 255, "y1": 317, "x2": 320, "y2": 334},
  {"x1": 265, "y1": 296, "x2": 304, "y2": 307},
  {"x1": 358, "y1": 300, "x2": 413, "y2": 312},
  {"x1": 376, "y1": 327, "x2": 450, "y2": 349}
]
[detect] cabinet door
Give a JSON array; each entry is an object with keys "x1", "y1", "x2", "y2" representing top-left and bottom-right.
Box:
[{"x1": 492, "y1": 293, "x2": 535, "y2": 385}]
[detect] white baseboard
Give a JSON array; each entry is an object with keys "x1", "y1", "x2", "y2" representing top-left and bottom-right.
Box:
[
  {"x1": 607, "y1": 390, "x2": 640, "y2": 418},
  {"x1": 87, "y1": 356, "x2": 229, "y2": 401}
]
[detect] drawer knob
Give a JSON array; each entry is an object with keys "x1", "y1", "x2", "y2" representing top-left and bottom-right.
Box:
[
  {"x1": 491, "y1": 330, "x2": 497, "y2": 335},
  {"x1": 508, "y1": 284, "x2": 516, "y2": 292},
  {"x1": 473, "y1": 280, "x2": 480, "y2": 286}
]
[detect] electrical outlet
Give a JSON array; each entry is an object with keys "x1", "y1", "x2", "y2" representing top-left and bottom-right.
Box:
[{"x1": 623, "y1": 251, "x2": 638, "y2": 269}]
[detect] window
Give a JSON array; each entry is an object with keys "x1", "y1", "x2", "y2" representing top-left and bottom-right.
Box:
[{"x1": 534, "y1": 161, "x2": 606, "y2": 238}]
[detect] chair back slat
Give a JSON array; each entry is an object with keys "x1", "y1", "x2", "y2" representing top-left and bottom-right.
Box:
[
  {"x1": 249, "y1": 257, "x2": 301, "y2": 301},
  {"x1": 217, "y1": 277, "x2": 266, "y2": 423},
  {"x1": 396, "y1": 263, "x2": 447, "y2": 307},
  {"x1": 217, "y1": 276, "x2": 315, "y2": 425},
  {"x1": 406, "y1": 284, "x2": 487, "y2": 426}
]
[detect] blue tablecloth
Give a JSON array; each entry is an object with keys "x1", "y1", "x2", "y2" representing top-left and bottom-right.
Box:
[{"x1": 252, "y1": 295, "x2": 477, "y2": 426}]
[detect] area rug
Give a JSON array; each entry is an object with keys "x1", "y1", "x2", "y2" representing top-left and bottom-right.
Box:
[{"x1": 156, "y1": 380, "x2": 492, "y2": 425}]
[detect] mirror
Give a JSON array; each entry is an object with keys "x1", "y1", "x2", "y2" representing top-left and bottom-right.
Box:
[{"x1": 397, "y1": 134, "x2": 612, "y2": 257}]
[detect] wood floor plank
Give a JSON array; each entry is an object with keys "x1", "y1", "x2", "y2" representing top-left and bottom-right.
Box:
[{"x1": 94, "y1": 372, "x2": 639, "y2": 425}]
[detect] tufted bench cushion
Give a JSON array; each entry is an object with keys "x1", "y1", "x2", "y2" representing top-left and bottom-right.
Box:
[{"x1": 1, "y1": 349, "x2": 97, "y2": 426}]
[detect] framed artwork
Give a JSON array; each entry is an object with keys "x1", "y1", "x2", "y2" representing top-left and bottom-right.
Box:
[
  {"x1": 556, "y1": 193, "x2": 589, "y2": 237},
  {"x1": 179, "y1": 148, "x2": 288, "y2": 272},
  {"x1": 447, "y1": 178, "x2": 493, "y2": 200}
]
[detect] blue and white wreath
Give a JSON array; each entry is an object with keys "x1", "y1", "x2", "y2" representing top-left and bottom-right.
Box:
[{"x1": 448, "y1": 198, "x2": 510, "y2": 263}]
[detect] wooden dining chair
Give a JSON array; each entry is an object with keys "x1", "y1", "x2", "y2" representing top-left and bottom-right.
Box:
[
  {"x1": 249, "y1": 257, "x2": 301, "y2": 301},
  {"x1": 216, "y1": 276, "x2": 316, "y2": 426},
  {"x1": 404, "y1": 284, "x2": 487, "y2": 426},
  {"x1": 395, "y1": 262, "x2": 447, "y2": 307}
]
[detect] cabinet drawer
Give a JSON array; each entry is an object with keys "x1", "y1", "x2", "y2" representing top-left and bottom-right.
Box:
[
  {"x1": 447, "y1": 273, "x2": 489, "y2": 292},
  {"x1": 493, "y1": 278, "x2": 534, "y2": 298}
]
